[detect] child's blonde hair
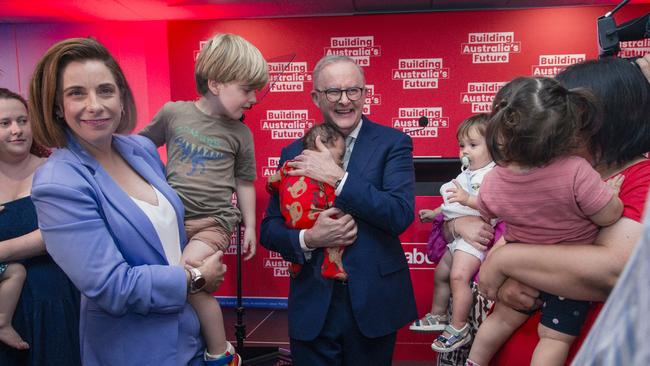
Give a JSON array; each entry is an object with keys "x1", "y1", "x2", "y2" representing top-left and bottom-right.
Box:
[{"x1": 194, "y1": 33, "x2": 268, "y2": 95}]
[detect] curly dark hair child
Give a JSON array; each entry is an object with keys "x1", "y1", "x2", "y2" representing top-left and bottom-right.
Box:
[{"x1": 486, "y1": 76, "x2": 601, "y2": 168}]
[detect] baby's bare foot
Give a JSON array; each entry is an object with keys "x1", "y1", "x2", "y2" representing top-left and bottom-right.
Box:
[{"x1": 0, "y1": 325, "x2": 29, "y2": 350}]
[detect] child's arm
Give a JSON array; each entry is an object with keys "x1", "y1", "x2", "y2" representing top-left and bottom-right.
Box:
[
  {"x1": 589, "y1": 174, "x2": 625, "y2": 227},
  {"x1": 418, "y1": 207, "x2": 442, "y2": 222},
  {"x1": 589, "y1": 195, "x2": 623, "y2": 227},
  {"x1": 446, "y1": 180, "x2": 479, "y2": 209},
  {"x1": 137, "y1": 104, "x2": 169, "y2": 147},
  {"x1": 236, "y1": 178, "x2": 257, "y2": 260}
]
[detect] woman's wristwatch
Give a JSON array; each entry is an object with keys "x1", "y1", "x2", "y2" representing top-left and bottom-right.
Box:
[{"x1": 187, "y1": 267, "x2": 206, "y2": 294}]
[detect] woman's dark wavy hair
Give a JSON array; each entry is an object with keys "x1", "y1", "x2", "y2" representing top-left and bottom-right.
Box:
[
  {"x1": 486, "y1": 76, "x2": 601, "y2": 168},
  {"x1": 0, "y1": 87, "x2": 50, "y2": 158},
  {"x1": 556, "y1": 57, "x2": 650, "y2": 167}
]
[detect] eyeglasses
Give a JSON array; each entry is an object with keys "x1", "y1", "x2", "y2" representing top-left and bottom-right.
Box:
[{"x1": 315, "y1": 87, "x2": 365, "y2": 103}]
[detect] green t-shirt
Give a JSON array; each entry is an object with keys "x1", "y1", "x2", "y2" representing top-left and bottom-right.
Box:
[{"x1": 139, "y1": 101, "x2": 256, "y2": 233}]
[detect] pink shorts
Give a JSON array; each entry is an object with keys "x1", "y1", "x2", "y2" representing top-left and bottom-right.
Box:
[{"x1": 184, "y1": 217, "x2": 232, "y2": 252}]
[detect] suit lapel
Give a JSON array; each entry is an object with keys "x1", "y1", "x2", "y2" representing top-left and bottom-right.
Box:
[
  {"x1": 114, "y1": 136, "x2": 179, "y2": 261},
  {"x1": 346, "y1": 117, "x2": 379, "y2": 175},
  {"x1": 67, "y1": 134, "x2": 169, "y2": 263}
]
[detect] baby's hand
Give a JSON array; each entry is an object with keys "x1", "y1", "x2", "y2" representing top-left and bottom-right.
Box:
[
  {"x1": 446, "y1": 180, "x2": 470, "y2": 205},
  {"x1": 0, "y1": 206, "x2": 4, "y2": 212},
  {"x1": 606, "y1": 174, "x2": 625, "y2": 195},
  {"x1": 418, "y1": 209, "x2": 437, "y2": 223}
]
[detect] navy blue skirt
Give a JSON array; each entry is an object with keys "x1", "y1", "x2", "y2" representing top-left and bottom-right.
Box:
[{"x1": 0, "y1": 196, "x2": 80, "y2": 366}]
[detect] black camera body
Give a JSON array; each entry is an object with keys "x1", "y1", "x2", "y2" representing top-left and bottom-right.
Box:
[
  {"x1": 598, "y1": 15, "x2": 621, "y2": 57},
  {"x1": 598, "y1": 0, "x2": 649, "y2": 59}
]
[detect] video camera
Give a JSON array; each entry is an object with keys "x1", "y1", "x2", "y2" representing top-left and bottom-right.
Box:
[{"x1": 598, "y1": 0, "x2": 650, "y2": 58}]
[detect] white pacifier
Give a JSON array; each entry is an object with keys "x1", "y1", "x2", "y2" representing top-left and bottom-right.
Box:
[{"x1": 460, "y1": 155, "x2": 471, "y2": 171}]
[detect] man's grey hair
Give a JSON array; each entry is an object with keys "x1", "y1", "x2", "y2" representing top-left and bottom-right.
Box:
[{"x1": 312, "y1": 55, "x2": 365, "y2": 89}]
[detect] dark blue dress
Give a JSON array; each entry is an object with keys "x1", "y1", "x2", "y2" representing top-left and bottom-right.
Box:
[{"x1": 0, "y1": 196, "x2": 81, "y2": 366}]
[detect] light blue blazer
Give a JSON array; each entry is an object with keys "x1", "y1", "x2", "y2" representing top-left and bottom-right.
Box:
[{"x1": 32, "y1": 133, "x2": 203, "y2": 366}]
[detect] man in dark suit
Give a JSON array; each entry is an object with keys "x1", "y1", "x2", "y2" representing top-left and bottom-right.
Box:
[{"x1": 260, "y1": 55, "x2": 417, "y2": 365}]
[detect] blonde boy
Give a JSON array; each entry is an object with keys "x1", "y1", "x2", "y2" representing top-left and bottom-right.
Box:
[{"x1": 140, "y1": 33, "x2": 268, "y2": 366}]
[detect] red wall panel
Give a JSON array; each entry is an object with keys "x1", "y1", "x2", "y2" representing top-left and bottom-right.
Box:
[
  {"x1": 3, "y1": 6, "x2": 650, "y2": 359},
  {"x1": 164, "y1": 5, "x2": 650, "y2": 307},
  {"x1": 0, "y1": 21, "x2": 171, "y2": 129}
]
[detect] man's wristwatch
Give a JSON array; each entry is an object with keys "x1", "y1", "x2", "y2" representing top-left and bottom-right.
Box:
[{"x1": 188, "y1": 267, "x2": 206, "y2": 294}]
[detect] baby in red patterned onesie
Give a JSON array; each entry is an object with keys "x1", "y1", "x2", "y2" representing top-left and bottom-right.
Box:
[{"x1": 266, "y1": 123, "x2": 347, "y2": 279}]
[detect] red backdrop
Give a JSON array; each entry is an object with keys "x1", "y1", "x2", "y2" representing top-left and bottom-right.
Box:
[
  {"x1": 2, "y1": 5, "x2": 650, "y2": 360},
  {"x1": 163, "y1": 8, "x2": 650, "y2": 358},
  {"x1": 162, "y1": 5, "x2": 650, "y2": 308}
]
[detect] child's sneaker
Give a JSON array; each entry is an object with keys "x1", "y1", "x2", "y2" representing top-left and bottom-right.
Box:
[
  {"x1": 204, "y1": 342, "x2": 241, "y2": 366},
  {"x1": 431, "y1": 323, "x2": 472, "y2": 353},
  {"x1": 203, "y1": 353, "x2": 241, "y2": 366},
  {"x1": 229, "y1": 353, "x2": 241, "y2": 366},
  {"x1": 409, "y1": 313, "x2": 448, "y2": 332}
]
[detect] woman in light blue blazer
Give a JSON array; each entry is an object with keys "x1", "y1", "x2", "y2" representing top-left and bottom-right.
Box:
[{"x1": 28, "y1": 37, "x2": 227, "y2": 366}]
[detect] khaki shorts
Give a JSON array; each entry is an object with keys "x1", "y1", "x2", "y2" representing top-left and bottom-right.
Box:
[{"x1": 184, "y1": 217, "x2": 232, "y2": 252}]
